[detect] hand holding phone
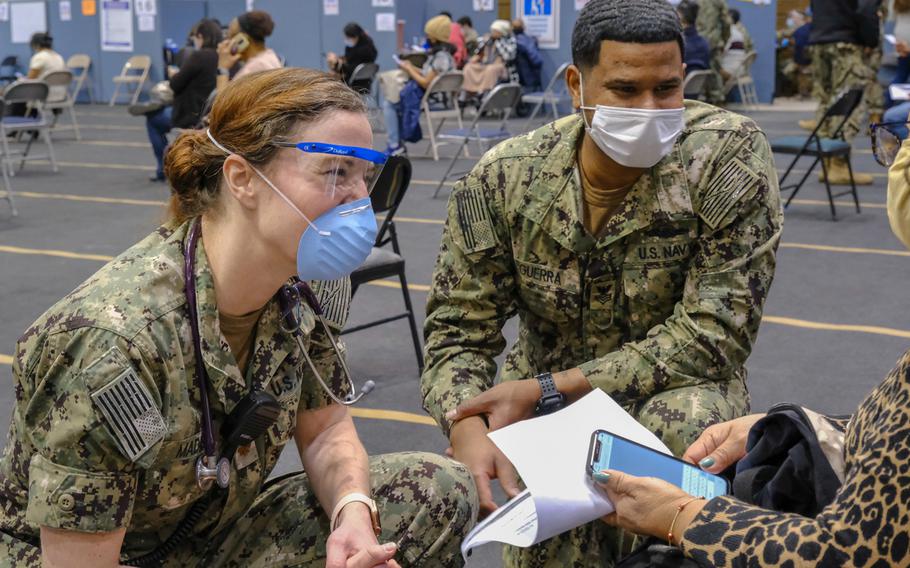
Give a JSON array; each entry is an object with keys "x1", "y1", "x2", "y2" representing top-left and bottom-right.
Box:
[
  {"x1": 230, "y1": 33, "x2": 251, "y2": 56},
  {"x1": 586, "y1": 430, "x2": 729, "y2": 499}
]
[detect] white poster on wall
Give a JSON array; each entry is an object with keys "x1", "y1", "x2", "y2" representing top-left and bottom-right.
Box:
[
  {"x1": 0, "y1": 2, "x2": 8, "y2": 23},
  {"x1": 372, "y1": 0, "x2": 393, "y2": 6},
  {"x1": 60, "y1": 1, "x2": 72, "y2": 21},
  {"x1": 245, "y1": 0, "x2": 253, "y2": 11},
  {"x1": 323, "y1": 0, "x2": 338, "y2": 16},
  {"x1": 11, "y1": 2, "x2": 46, "y2": 43},
  {"x1": 135, "y1": 0, "x2": 155, "y2": 16},
  {"x1": 101, "y1": 0, "x2": 133, "y2": 52},
  {"x1": 137, "y1": 14, "x2": 154, "y2": 31},
  {"x1": 375, "y1": 12, "x2": 395, "y2": 32},
  {"x1": 473, "y1": 0, "x2": 494, "y2": 11},
  {"x1": 517, "y1": 0, "x2": 558, "y2": 49}
]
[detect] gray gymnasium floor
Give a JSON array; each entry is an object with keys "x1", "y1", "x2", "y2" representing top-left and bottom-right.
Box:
[{"x1": 1, "y1": 103, "x2": 908, "y2": 566}]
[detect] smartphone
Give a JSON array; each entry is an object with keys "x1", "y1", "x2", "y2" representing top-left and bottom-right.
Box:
[
  {"x1": 586, "y1": 429, "x2": 730, "y2": 499},
  {"x1": 230, "y1": 33, "x2": 250, "y2": 56},
  {"x1": 392, "y1": 54, "x2": 402, "y2": 65}
]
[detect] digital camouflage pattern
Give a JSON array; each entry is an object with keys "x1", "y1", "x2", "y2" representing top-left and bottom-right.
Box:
[
  {"x1": 811, "y1": 43, "x2": 874, "y2": 141},
  {"x1": 696, "y1": 0, "x2": 732, "y2": 105},
  {"x1": 0, "y1": 220, "x2": 476, "y2": 566},
  {"x1": 422, "y1": 103, "x2": 782, "y2": 567}
]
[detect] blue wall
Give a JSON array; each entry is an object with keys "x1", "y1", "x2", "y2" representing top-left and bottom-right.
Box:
[{"x1": 1, "y1": 0, "x2": 777, "y2": 104}]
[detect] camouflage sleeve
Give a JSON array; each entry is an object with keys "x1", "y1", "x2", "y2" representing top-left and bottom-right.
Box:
[
  {"x1": 421, "y1": 167, "x2": 518, "y2": 436},
  {"x1": 14, "y1": 327, "x2": 165, "y2": 533},
  {"x1": 580, "y1": 129, "x2": 782, "y2": 405},
  {"x1": 297, "y1": 278, "x2": 353, "y2": 412}
]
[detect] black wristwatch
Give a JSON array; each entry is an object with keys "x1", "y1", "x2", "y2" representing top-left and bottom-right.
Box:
[{"x1": 533, "y1": 372, "x2": 566, "y2": 416}]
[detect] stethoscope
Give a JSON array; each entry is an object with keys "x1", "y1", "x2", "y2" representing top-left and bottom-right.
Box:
[{"x1": 184, "y1": 220, "x2": 374, "y2": 488}]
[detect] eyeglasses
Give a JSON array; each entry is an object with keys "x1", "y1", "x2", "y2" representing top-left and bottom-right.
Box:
[
  {"x1": 273, "y1": 141, "x2": 388, "y2": 197},
  {"x1": 869, "y1": 122, "x2": 910, "y2": 167}
]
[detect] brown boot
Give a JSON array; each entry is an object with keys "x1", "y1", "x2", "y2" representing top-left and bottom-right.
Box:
[
  {"x1": 818, "y1": 157, "x2": 873, "y2": 185},
  {"x1": 799, "y1": 119, "x2": 817, "y2": 131}
]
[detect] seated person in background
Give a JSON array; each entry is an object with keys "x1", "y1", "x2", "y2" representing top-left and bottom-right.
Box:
[
  {"x1": 215, "y1": 10, "x2": 281, "y2": 91},
  {"x1": 145, "y1": 19, "x2": 220, "y2": 182},
  {"x1": 421, "y1": 1, "x2": 782, "y2": 566},
  {"x1": 597, "y1": 156, "x2": 910, "y2": 562},
  {"x1": 721, "y1": 9, "x2": 753, "y2": 77},
  {"x1": 27, "y1": 33, "x2": 67, "y2": 102},
  {"x1": 458, "y1": 16, "x2": 480, "y2": 57},
  {"x1": 379, "y1": 14, "x2": 456, "y2": 156},
  {"x1": 678, "y1": 1, "x2": 710, "y2": 74},
  {"x1": 326, "y1": 22, "x2": 378, "y2": 93},
  {"x1": 462, "y1": 20, "x2": 519, "y2": 101},
  {"x1": 440, "y1": 10, "x2": 468, "y2": 68},
  {"x1": 512, "y1": 18, "x2": 543, "y2": 92}
]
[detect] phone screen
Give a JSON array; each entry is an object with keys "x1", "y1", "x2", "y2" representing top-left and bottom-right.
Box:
[{"x1": 588, "y1": 430, "x2": 729, "y2": 499}]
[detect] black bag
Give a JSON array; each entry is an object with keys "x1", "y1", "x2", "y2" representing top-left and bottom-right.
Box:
[{"x1": 616, "y1": 539, "x2": 702, "y2": 568}]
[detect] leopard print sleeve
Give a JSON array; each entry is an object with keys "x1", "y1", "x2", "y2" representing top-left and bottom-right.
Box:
[{"x1": 679, "y1": 349, "x2": 910, "y2": 567}]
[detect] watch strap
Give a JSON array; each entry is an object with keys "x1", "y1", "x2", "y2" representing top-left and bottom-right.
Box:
[
  {"x1": 331, "y1": 492, "x2": 381, "y2": 536},
  {"x1": 536, "y1": 372, "x2": 558, "y2": 397}
]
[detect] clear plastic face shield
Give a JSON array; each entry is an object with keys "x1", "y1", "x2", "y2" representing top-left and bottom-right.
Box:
[{"x1": 274, "y1": 141, "x2": 387, "y2": 202}]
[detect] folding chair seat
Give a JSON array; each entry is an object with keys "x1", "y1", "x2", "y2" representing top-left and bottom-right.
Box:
[
  {"x1": 41, "y1": 70, "x2": 80, "y2": 140},
  {"x1": 724, "y1": 51, "x2": 759, "y2": 108},
  {"x1": 772, "y1": 87, "x2": 864, "y2": 220},
  {"x1": 683, "y1": 69, "x2": 712, "y2": 100},
  {"x1": 433, "y1": 83, "x2": 522, "y2": 198},
  {"x1": 66, "y1": 53, "x2": 94, "y2": 104},
  {"x1": 342, "y1": 156, "x2": 424, "y2": 371},
  {"x1": 522, "y1": 62, "x2": 572, "y2": 131},
  {"x1": 0, "y1": 80, "x2": 58, "y2": 179},
  {"x1": 109, "y1": 55, "x2": 152, "y2": 106},
  {"x1": 421, "y1": 71, "x2": 465, "y2": 161}
]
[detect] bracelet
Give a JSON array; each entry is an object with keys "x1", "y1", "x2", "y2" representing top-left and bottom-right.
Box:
[{"x1": 667, "y1": 497, "x2": 702, "y2": 546}]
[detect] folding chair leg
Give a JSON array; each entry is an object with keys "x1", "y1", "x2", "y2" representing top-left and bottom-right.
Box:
[
  {"x1": 18, "y1": 132, "x2": 37, "y2": 172},
  {"x1": 843, "y1": 155, "x2": 861, "y2": 213},
  {"x1": 1, "y1": 156, "x2": 16, "y2": 216},
  {"x1": 783, "y1": 156, "x2": 820, "y2": 209},
  {"x1": 109, "y1": 82, "x2": 121, "y2": 106},
  {"x1": 44, "y1": 127, "x2": 58, "y2": 172},
  {"x1": 130, "y1": 81, "x2": 143, "y2": 105},
  {"x1": 397, "y1": 267, "x2": 425, "y2": 371},
  {"x1": 818, "y1": 157, "x2": 837, "y2": 220},
  {"x1": 70, "y1": 107, "x2": 81, "y2": 141},
  {"x1": 433, "y1": 138, "x2": 468, "y2": 198},
  {"x1": 523, "y1": 99, "x2": 544, "y2": 131}
]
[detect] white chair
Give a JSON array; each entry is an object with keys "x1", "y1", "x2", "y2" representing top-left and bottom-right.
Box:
[
  {"x1": 433, "y1": 84, "x2": 522, "y2": 198},
  {"x1": 0, "y1": 81, "x2": 58, "y2": 184},
  {"x1": 521, "y1": 62, "x2": 572, "y2": 131},
  {"x1": 724, "y1": 51, "x2": 759, "y2": 109},
  {"x1": 683, "y1": 69, "x2": 713, "y2": 100},
  {"x1": 67, "y1": 53, "x2": 94, "y2": 104},
  {"x1": 421, "y1": 71, "x2": 465, "y2": 161},
  {"x1": 41, "y1": 70, "x2": 80, "y2": 140},
  {"x1": 109, "y1": 55, "x2": 151, "y2": 106}
]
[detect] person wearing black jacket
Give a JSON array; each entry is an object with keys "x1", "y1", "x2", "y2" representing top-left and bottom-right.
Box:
[
  {"x1": 146, "y1": 19, "x2": 220, "y2": 182},
  {"x1": 326, "y1": 22, "x2": 378, "y2": 93},
  {"x1": 802, "y1": 0, "x2": 881, "y2": 185}
]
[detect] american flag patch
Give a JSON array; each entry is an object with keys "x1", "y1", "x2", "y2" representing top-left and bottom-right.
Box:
[
  {"x1": 455, "y1": 189, "x2": 496, "y2": 253},
  {"x1": 310, "y1": 278, "x2": 352, "y2": 330},
  {"x1": 91, "y1": 368, "x2": 167, "y2": 462},
  {"x1": 699, "y1": 158, "x2": 760, "y2": 229}
]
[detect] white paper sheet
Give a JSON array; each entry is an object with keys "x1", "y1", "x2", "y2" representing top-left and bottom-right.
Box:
[
  {"x1": 137, "y1": 14, "x2": 154, "y2": 32},
  {"x1": 59, "y1": 1, "x2": 72, "y2": 21},
  {"x1": 100, "y1": 0, "x2": 133, "y2": 52},
  {"x1": 0, "y1": 3, "x2": 9, "y2": 23},
  {"x1": 375, "y1": 12, "x2": 395, "y2": 32},
  {"x1": 323, "y1": 0, "x2": 338, "y2": 16},
  {"x1": 461, "y1": 390, "x2": 671, "y2": 559},
  {"x1": 890, "y1": 84, "x2": 910, "y2": 101},
  {"x1": 11, "y1": 1, "x2": 46, "y2": 44}
]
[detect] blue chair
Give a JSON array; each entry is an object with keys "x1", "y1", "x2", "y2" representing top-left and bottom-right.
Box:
[
  {"x1": 433, "y1": 83, "x2": 522, "y2": 198},
  {"x1": 771, "y1": 88, "x2": 863, "y2": 220},
  {"x1": 0, "y1": 55, "x2": 20, "y2": 87}
]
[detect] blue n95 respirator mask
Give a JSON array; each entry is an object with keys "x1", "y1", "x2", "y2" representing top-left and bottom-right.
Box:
[
  {"x1": 206, "y1": 131, "x2": 386, "y2": 281},
  {"x1": 578, "y1": 75, "x2": 685, "y2": 168}
]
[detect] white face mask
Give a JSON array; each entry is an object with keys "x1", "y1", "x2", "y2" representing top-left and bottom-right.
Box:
[{"x1": 578, "y1": 75, "x2": 685, "y2": 169}]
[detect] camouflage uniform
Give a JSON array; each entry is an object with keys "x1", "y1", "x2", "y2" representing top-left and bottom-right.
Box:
[
  {"x1": 811, "y1": 43, "x2": 875, "y2": 141},
  {"x1": 696, "y1": 0, "x2": 732, "y2": 105},
  {"x1": 421, "y1": 103, "x2": 783, "y2": 567},
  {"x1": 0, "y1": 221, "x2": 477, "y2": 567}
]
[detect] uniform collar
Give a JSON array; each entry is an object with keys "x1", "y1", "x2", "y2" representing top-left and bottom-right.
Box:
[
  {"x1": 517, "y1": 114, "x2": 694, "y2": 252},
  {"x1": 184, "y1": 221, "x2": 303, "y2": 412}
]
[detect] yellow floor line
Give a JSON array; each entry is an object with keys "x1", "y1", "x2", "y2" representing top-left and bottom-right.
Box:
[
  {"x1": 0, "y1": 354, "x2": 11, "y2": 365},
  {"x1": 80, "y1": 140, "x2": 152, "y2": 148},
  {"x1": 56, "y1": 160, "x2": 156, "y2": 171},
  {"x1": 0, "y1": 245, "x2": 114, "y2": 262},
  {"x1": 763, "y1": 316, "x2": 910, "y2": 339},
  {"x1": 780, "y1": 243, "x2": 910, "y2": 257},
  {"x1": 789, "y1": 198, "x2": 886, "y2": 209},
  {"x1": 76, "y1": 124, "x2": 145, "y2": 131},
  {"x1": 780, "y1": 167, "x2": 887, "y2": 179},
  {"x1": 12, "y1": 191, "x2": 164, "y2": 207}
]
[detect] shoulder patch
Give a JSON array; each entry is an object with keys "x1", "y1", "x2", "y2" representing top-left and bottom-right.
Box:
[
  {"x1": 90, "y1": 367, "x2": 167, "y2": 462},
  {"x1": 308, "y1": 277, "x2": 352, "y2": 330},
  {"x1": 699, "y1": 157, "x2": 760, "y2": 229},
  {"x1": 455, "y1": 188, "x2": 497, "y2": 254}
]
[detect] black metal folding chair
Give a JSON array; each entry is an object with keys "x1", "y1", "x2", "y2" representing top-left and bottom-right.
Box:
[
  {"x1": 341, "y1": 156, "x2": 424, "y2": 371},
  {"x1": 771, "y1": 87, "x2": 864, "y2": 220},
  {"x1": 433, "y1": 83, "x2": 522, "y2": 198}
]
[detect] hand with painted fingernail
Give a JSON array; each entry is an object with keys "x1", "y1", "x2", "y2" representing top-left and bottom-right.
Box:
[{"x1": 681, "y1": 414, "x2": 765, "y2": 474}]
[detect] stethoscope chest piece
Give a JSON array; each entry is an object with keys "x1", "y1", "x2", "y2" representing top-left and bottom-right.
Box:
[{"x1": 196, "y1": 455, "x2": 231, "y2": 489}]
